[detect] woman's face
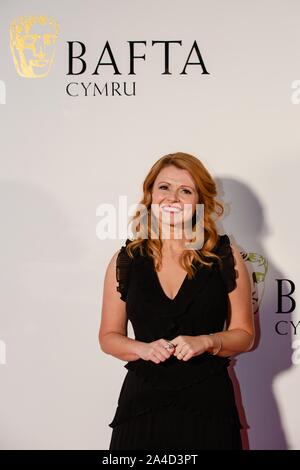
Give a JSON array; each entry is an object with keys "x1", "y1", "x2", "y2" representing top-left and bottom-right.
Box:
[{"x1": 151, "y1": 165, "x2": 200, "y2": 235}]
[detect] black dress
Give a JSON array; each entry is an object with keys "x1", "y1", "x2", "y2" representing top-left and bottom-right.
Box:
[{"x1": 108, "y1": 234, "x2": 243, "y2": 450}]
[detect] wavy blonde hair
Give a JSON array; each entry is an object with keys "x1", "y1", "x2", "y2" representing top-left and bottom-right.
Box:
[{"x1": 124, "y1": 152, "x2": 225, "y2": 279}]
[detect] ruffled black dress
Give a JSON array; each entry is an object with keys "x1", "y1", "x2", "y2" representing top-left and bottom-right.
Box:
[{"x1": 108, "y1": 234, "x2": 243, "y2": 450}]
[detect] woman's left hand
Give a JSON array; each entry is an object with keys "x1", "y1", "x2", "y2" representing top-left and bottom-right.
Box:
[{"x1": 169, "y1": 335, "x2": 211, "y2": 361}]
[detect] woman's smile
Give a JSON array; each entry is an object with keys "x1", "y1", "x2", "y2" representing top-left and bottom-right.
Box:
[{"x1": 161, "y1": 204, "x2": 183, "y2": 214}]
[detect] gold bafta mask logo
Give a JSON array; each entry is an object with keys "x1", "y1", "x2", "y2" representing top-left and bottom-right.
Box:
[{"x1": 10, "y1": 15, "x2": 59, "y2": 78}]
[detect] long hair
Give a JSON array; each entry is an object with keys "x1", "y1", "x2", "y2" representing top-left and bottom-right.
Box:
[{"x1": 124, "y1": 152, "x2": 225, "y2": 279}]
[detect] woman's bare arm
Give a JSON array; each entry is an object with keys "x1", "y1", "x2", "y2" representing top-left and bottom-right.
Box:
[
  {"x1": 206, "y1": 242, "x2": 255, "y2": 356},
  {"x1": 98, "y1": 249, "x2": 144, "y2": 362}
]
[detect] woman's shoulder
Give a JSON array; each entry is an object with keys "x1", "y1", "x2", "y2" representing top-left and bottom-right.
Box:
[
  {"x1": 216, "y1": 233, "x2": 231, "y2": 249},
  {"x1": 214, "y1": 233, "x2": 238, "y2": 293},
  {"x1": 214, "y1": 233, "x2": 234, "y2": 255},
  {"x1": 115, "y1": 238, "x2": 138, "y2": 301},
  {"x1": 116, "y1": 238, "x2": 139, "y2": 261}
]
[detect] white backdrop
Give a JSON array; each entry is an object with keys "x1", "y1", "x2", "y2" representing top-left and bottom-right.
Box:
[{"x1": 0, "y1": 0, "x2": 299, "y2": 450}]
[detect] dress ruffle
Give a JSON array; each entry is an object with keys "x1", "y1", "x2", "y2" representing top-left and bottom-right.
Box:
[
  {"x1": 116, "y1": 234, "x2": 238, "y2": 301},
  {"x1": 218, "y1": 234, "x2": 238, "y2": 293},
  {"x1": 116, "y1": 240, "x2": 133, "y2": 302},
  {"x1": 108, "y1": 393, "x2": 243, "y2": 430},
  {"x1": 109, "y1": 362, "x2": 243, "y2": 430},
  {"x1": 123, "y1": 353, "x2": 231, "y2": 390}
]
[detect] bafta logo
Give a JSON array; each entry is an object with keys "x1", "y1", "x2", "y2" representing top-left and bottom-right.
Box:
[
  {"x1": 10, "y1": 15, "x2": 59, "y2": 78},
  {"x1": 241, "y1": 251, "x2": 268, "y2": 314}
]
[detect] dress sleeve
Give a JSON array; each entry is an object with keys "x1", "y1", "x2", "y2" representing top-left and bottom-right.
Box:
[
  {"x1": 116, "y1": 240, "x2": 133, "y2": 302},
  {"x1": 217, "y1": 234, "x2": 238, "y2": 293}
]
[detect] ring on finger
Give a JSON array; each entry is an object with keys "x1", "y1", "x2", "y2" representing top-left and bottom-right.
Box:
[{"x1": 164, "y1": 341, "x2": 175, "y2": 350}]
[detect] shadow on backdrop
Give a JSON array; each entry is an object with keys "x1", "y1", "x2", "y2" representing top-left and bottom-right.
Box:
[{"x1": 216, "y1": 176, "x2": 290, "y2": 450}]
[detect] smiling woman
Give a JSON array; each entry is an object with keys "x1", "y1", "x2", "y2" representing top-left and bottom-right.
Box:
[
  {"x1": 150, "y1": 164, "x2": 201, "y2": 254},
  {"x1": 98, "y1": 151, "x2": 254, "y2": 450}
]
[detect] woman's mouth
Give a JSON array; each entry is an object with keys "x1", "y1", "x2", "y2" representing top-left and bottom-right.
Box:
[{"x1": 161, "y1": 205, "x2": 182, "y2": 213}]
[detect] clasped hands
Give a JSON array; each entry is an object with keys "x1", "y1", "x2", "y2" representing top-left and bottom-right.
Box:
[{"x1": 140, "y1": 335, "x2": 213, "y2": 364}]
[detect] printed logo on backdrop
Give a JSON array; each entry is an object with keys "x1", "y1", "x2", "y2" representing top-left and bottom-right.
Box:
[
  {"x1": 66, "y1": 39, "x2": 210, "y2": 97},
  {"x1": 241, "y1": 251, "x2": 268, "y2": 315},
  {"x1": 9, "y1": 15, "x2": 59, "y2": 78},
  {"x1": 275, "y1": 278, "x2": 299, "y2": 364},
  {"x1": 9, "y1": 14, "x2": 209, "y2": 96},
  {"x1": 242, "y1": 252, "x2": 299, "y2": 364}
]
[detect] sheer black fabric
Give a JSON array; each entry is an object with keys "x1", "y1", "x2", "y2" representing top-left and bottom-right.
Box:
[{"x1": 108, "y1": 234, "x2": 243, "y2": 450}]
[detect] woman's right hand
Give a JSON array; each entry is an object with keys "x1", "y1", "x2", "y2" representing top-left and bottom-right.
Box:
[{"x1": 137, "y1": 339, "x2": 175, "y2": 364}]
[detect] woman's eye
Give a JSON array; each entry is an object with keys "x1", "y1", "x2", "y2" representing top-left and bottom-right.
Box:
[
  {"x1": 182, "y1": 189, "x2": 192, "y2": 194},
  {"x1": 158, "y1": 185, "x2": 192, "y2": 194}
]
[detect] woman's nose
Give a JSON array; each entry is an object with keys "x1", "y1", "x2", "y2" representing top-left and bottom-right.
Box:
[{"x1": 166, "y1": 190, "x2": 180, "y2": 201}]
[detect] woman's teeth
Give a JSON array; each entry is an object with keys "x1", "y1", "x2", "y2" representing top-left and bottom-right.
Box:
[{"x1": 162, "y1": 206, "x2": 182, "y2": 213}]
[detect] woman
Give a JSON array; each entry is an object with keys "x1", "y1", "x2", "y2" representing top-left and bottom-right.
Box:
[{"x1": 99, "y1": 152, "x2": 254, "y2": 450}]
